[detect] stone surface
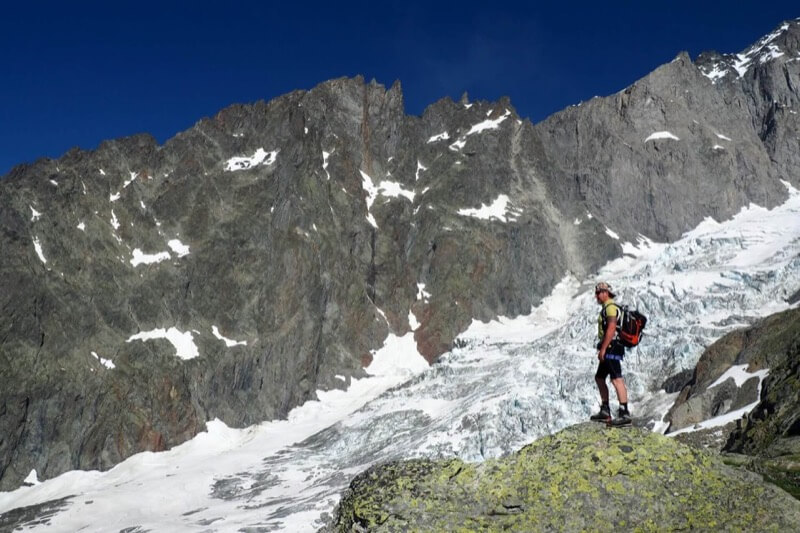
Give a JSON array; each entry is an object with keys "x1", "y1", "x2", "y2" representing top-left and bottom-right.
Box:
[
  {"x1": 666, "y1": 308, "x2": 800, "y2": 433},
  {"x1": 1, "y1": 19, "x2": 800, "y2": 490},
  {"x1": 324, "y1": 423, "x2": 800, "y2": 532},
  {"x1": 722, "y1": 308, "x2": 800, "y2": 497}
]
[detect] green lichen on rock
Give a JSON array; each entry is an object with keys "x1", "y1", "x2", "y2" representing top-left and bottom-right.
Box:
[{"x1": 326, "y1": 423, "x2": 800, "y2": 532}]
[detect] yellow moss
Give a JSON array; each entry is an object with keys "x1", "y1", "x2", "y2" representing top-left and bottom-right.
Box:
[{"x1": 331, "y1": 424, "x2": 800, "y2": 531}]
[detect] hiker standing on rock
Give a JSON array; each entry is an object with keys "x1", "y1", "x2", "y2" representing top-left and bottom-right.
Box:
[{"x1": 590, "y1": 282, "x2": 632, "y2": 426}]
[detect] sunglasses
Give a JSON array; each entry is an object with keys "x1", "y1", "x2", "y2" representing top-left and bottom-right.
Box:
[{"x1": 595, "y1": 290, "x2": 607, "y2": 295}]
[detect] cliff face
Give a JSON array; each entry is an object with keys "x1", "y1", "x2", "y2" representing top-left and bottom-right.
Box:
[
  {"x1": 658, "y1": 306, "x2": 800, "y2": 498},
  {"x1": 324, "y1": 423, "x2": 800, "y2": 532},
  {"x1": 666, "y1": 308, "x2": 800, "y2": 434},
  {"x1": 722, "y1": 308, "x2": 800, "y2": 497},
  {"x1": 1, "y1": 19, "x2": 799, "y2": 490}
]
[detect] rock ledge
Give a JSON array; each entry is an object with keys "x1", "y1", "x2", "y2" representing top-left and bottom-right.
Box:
[{"x1": 326, "y1": 423, "x2": 800, "y2": 532}]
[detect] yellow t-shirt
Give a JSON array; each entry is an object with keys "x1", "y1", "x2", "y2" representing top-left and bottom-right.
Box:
[{"x1": 598, "y1": 300, "x2": 620, "y2": 339}]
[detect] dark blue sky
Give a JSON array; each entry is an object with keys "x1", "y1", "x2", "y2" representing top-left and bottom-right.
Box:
[{"x1": 1, "y1": 1, "x2": 797, "y2": 176}]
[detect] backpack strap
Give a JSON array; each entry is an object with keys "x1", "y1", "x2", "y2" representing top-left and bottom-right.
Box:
[
  {"x1": 601, "y1": 302, "x2": 623, "y2": 335},
  {"x1": 601, "y1": 302, "x2": 620, "y2": 320}
]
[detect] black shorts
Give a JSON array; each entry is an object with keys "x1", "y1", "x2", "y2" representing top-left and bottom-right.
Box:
[{"x1": 596, "y1": 359, "x2": 623, "y2": 380}]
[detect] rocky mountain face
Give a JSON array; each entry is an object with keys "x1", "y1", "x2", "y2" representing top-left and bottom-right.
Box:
[
  {"x1": 666, "y1": 307, "x2": 800, "y2": 434},
  {"x1": 723, "y1": 308, "x2": 800, "y2": 497},
  {"x1": 661, "y1": 307, "x2": 800, "y2": 497},
  {"x1": 323, "y1": 423, "x2": 800, "y2": 531},
  {"x1": 1, "y1": 19, "x2": 799, "y2": 490},
  {"x1": 697, "y1": 19, "x2": 800, "y2": 183}
]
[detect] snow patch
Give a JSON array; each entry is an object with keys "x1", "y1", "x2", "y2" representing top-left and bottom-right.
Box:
[
  {"x1": 123, "y1": 172, "x2": 137, "y2": 188},
  {"x1": 23, "y1": 470, "x2": 39, "y2": 486},
  {"x1": 408, "y1": 311, "x2": 420, "y2": 331},
  {"x1": 702, "y1": 64, "x2": 728, "y2": 82},
  {"x1": 466, "y1": 110, "x2": 511, "y2": 135},
  {"x1": 415, "y1": 160, "x2": 427, "y2": 181},
  {"x1": 708, "y1": 364, "x2": 769, "y2": 389},
  {"x1": 457, "y1": 194, "x2": 521, "y2": 222},
  {"x1": 130, "y1": 249, "x2": 170, "y2": 266},
  {"x1": 427, "y1": 132, "x2": 449, "y2": 143},
  {"x1": 449, "y1": 110, "x2": 511, "y2": 152},
  {"x1": 130, "y1": 239, "x2": 189, "y2": 266},
  {"x1": 126, "y1": 328, "x2": 199, "y2": 360},
  {"x1": 77, "y1": 222, "x2": 86, "y2": 231},
  {"x1": 359, "y1": 170, "x2": 380, "y2": 228},
  {"x1": 460, "y1": 275, "x2": 579, "y2": 344},
  {"x1": 109, "y1": 192, "x2": 120, "y2": 202},
  {"x1": 91, "y1": 352, "x2": 115, "y2": 369},
  {"x1": 377, "y1": 180, "x2": 415, "y2": 202},
  {"x1": 225, "y1": 148, "x2": 279, "y2": 171},
  {"x1": 417, "y1": 283, "x2": 431, "y2": 301},
  {"x1": 360, "y1": 170, "x2": 415, "y2": 228},
  {"x1": 375, "y1": 307, "x2": 389, "y2": 325},
  {"x1": 29, "y1": 206, "x2": 41, "y2": 221},
  {"x1": 759, "y1": 44, "x2": 784, "y2": 64},
  {"x1": 448, "y1": 139, "x2": 466, "y2": 151},
  {"x1": 322, "y1": 151, "x2": 332, "y2": 180},
  {"x1": 32, "y1": 238, "x2": 46, "y2": 264},
  {"x1": 669, "y1": 396, "x2": 764, "y2": 436},
  {"x1": 167, "y1": 239, "x2": 190, "y2": 257},
  {"x1": 212, "y1": 326, "x2": 248, "y2": 347},
  {"x1": 645, "y1": 131, "x2": 680, "y2": 142}
]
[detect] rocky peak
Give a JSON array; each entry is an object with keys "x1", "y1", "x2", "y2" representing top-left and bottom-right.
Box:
[{"x1": 696, "y1": 18, "x2": 800, "y2": 84}]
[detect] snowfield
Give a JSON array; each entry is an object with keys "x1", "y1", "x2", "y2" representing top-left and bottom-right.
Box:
[{"x1": 1, "y1": 182, "x2": 799, "y2": 532}]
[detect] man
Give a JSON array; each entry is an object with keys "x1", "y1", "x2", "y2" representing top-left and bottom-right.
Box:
[{"x1": 590, "y1": 282, "x2": 632, "y2": 426}]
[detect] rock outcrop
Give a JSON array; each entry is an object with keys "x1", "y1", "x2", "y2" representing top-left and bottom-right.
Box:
[
  {"x1": 1, "y1": 19, "x2": 800, "y2": 490},
  {"x1": 723, "y1": 308, "x2": 800, "y2": 498},
  {"x1": 324, "y1": 423, "x2": 800, "y2": 532},
  {"x1": 659, "y1": 306, "x2": 800, "y2": 498},
  {"x1": 665, "y1": 308, "x2": 800, "y2": 435}
]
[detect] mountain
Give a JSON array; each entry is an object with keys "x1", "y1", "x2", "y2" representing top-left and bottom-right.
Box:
[
  {"x1": 1, "y1": 18, "x2": 800, "y2": 493},
  {"x1": 0, "y1": 111, "x2": 799, "y2": 533}
]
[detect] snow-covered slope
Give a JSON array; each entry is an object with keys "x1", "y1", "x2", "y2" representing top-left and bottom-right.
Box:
[
  {"x1": 698, "y1": 18, "x2": 800, "y2": 83},
  {"x1": 1, "y1": 182, "x2": 799, "y2": 531}
]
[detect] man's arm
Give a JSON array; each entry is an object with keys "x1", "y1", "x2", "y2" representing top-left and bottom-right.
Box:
[{"x1": 598, "y1": 317, "x2": 617, "y2": 361}]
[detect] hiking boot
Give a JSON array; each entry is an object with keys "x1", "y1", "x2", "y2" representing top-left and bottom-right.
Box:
[
  {"x1": 610, "y1": 409, "x2": 633, "y2": 427},
  {"x1": 590, "y1": 405, "x2": 611, "y2": 422}
]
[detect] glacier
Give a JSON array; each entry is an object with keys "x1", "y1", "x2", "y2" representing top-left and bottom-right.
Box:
[{"x1": 0, "y1": 182, "x2": 799, "y2": 532}]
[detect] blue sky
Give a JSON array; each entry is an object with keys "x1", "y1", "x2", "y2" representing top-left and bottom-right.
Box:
[{"x1": 1, "y1": 1, "x2": 797, "y2": 176}]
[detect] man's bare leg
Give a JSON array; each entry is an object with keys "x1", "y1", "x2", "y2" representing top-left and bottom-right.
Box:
[
  {"x1": 611, "y1": 377, "x2": 627, "y2": 404},
  {"x1": 596, "y1": 376, "x2": 609, "y2": 403}
]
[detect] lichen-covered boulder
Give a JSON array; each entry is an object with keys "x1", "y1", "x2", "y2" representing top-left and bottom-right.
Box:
[{"x1": 326, "y1": 423, "x2": 800, "y2": 532}]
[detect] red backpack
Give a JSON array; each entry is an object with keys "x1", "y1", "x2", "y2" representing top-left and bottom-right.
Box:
[
  {"x1": 601, "y1": 302, "x2": 648, "y2": 348},
  {"x1": 616, "y1": 305, "x2": 647, "y2": 347}
]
